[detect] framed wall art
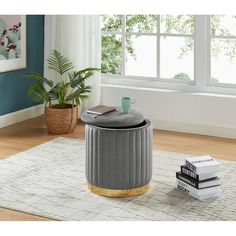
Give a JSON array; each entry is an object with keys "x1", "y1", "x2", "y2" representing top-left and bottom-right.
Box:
[{"x1": 0, "y1": 15, "x2": 26, "y2": 73}]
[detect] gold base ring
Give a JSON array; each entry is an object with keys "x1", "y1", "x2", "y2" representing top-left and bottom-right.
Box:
[{"x1": 87, "y1": 183, "x2": 150, "y2": 198}]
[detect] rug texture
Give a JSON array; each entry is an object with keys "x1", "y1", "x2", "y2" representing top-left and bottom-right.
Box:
[{"x1": 0, "y1": 137, "x2": 236, "y2": 221}]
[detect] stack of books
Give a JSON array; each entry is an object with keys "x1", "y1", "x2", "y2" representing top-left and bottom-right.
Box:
[{"x1": 176, "y1": 155, "x2": 221, "y2": 200}]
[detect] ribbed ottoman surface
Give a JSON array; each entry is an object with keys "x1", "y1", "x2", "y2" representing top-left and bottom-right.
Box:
[{"x1": 85, "y1": 119, "x2": 153, "y2": 190}]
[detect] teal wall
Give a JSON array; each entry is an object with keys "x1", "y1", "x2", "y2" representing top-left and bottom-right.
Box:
[{"x1": 0, "y1": 15, "x2": 44, "y2": 116}]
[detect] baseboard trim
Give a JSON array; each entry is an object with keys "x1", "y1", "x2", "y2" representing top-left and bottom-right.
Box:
[
  {"x1": 0, "y1": 104, "x2": 44, "y2": 128},
  {"x1": 150, "y1": 118, "x2": 236, "y2": 139},
  {"x1": 0, "y1": 107, "x2": 235, "y2": 139}
]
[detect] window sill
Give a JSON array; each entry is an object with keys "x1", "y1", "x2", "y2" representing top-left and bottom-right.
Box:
[
  {"x1": 102, "y1": 80, "x2": 236, "y2": 99},
  {"x1": 102, "y1": 76, "x2": 236, "y2": 97},
  {"x1": 102, "y1": 76, "x2": 196, "y2": 92}
]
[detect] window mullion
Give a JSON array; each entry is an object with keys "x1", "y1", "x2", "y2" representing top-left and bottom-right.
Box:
[
  {"x1": 206, "y1": 16, "x2": 211, "y2": 86},
  {"x1": 156, "y1": 15, "x2": 160, "y2": 80},
  {"x1": 122, "y1": 15, "x2": 126, "y2": 78},
  {"x1": 194, "y1": 15, "x2": 209, "y2": 91}
]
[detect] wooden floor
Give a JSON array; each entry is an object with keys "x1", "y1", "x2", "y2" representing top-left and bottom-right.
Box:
[{"x1": 0, "y1": 115, "x2": 236, "y2": 220}]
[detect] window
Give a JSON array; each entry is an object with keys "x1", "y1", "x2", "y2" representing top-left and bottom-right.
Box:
[
  {"x1": 160, "y1": 15, "x2": 194, "y2": 81},
  {"x1": 101, "y1": 15, "x2": 236, "y2": 94},
  {"x1": 101, "y1": 15, "x2": 194, "y2": 81},
  {"x1": 210, "y1": 16, "x2": 236, "y2": 85}
]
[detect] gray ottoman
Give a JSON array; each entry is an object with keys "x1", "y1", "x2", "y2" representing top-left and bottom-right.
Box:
[{"x1": 81, "y1": 109, "x2": 153, "y2": 197}]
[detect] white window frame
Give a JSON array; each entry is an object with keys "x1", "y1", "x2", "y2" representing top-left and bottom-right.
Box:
[{"x1": 101, "y1": 15, "x2": 236, "y2": 95}]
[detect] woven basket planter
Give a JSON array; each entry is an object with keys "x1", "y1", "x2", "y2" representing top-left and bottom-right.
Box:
[{"x1": 44, "y1": 104, "x2": 78, "y2": 134}]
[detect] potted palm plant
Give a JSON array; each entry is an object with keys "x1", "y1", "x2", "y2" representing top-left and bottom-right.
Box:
[{"x1": 24, "y1": 49, "x2": 99, "y2": 134}]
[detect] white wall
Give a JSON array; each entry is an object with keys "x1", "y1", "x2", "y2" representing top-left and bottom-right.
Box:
[{"x1": 101, "y1": 84, "x2": 236, "y2": 139}]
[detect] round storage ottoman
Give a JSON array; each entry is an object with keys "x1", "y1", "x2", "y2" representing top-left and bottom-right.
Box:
[{"x1": 82, "y1": 109, "x2": 153, "y2": 197}]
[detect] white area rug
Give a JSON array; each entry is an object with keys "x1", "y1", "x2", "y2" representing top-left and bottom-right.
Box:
[{"x1": 0, "y1": 137, "x2": 236, "y2": 221}]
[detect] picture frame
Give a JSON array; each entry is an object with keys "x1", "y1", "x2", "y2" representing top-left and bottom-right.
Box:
[{"x1": 0, "y1": 15, "x2": 26, "y2": 73}]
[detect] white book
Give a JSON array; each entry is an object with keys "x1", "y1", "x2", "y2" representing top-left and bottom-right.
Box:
[
  {"x1": 190, "y1": 191, "x2": 221, "y2": 201},
  {"x1": 198, "y1": 172, "x2": 218, "y2": 181},
  {"x1": 181, "y1": 165, "x2": 218, "y2": 181},
  {"x1": 185, "y1": 155, "x2": 221, "y2": 175},
  {"x1": 176, "y1": 179, "x2": 220, "y2": 199}
]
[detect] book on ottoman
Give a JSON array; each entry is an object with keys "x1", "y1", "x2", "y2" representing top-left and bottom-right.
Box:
[{"x1": 87, "y1": 105, "x2": 116, "y2": 116}]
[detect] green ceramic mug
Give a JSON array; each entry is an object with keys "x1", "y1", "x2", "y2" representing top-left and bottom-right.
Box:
[{"x1": 121, "y1": 96, "x2": 136, "y2": 113}]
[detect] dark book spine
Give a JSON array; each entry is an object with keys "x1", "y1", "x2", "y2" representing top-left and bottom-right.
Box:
[
  {"x1": 181, "y1": 165, "x2": 199, "y2": 181},
  {"x1": 176, "y1": 172, "x2": 199, "y2": 189},
  {"x1": 185, "y1": 160, "x2": 197, "y2": 173}
]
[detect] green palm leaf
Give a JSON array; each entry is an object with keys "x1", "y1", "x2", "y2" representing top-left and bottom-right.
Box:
[
  {"x1": 23, "y1": 72, "x2": 54, "y2": 87},
  {"x1": 28, "y1": 83, "x2": 50, "y2": 103},
  {"x1": 65, "y1": 85, "x2": 91, "y2": 105},
  {"x1": 69, "y1": 67, "x2": 100, "y2": 88},
  {"x1": 47, "y1": 50, "x2": 74, "y2": 75}
]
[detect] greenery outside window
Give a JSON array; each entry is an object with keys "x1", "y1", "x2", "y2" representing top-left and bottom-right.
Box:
[
  {"x1": 101, "y1": 15, "x2": 236, "y2": 94},
  {"x1": 210, "y1": 16, "x2": 236, "y2": 85},
  {"x1": 101, "y1": 15, "x2": 194, "y2": 82}
]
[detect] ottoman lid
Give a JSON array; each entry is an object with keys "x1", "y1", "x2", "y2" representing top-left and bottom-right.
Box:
[{"x1": 81, "y1": 108, "x2": 145, "y2": 128}]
